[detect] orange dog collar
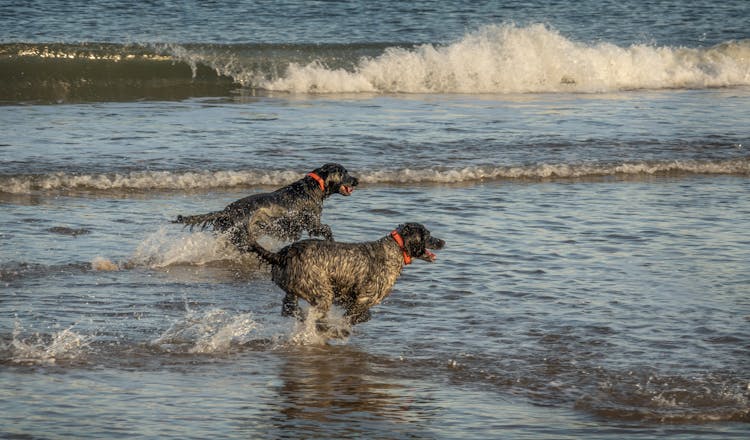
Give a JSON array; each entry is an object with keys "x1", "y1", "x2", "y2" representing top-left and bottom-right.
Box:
[
  {"x1": 307, "y1": 172, "x2": 325, "y2": 192},
  {"x1": 390, "y1": 230, "x2": 411, "y2": 265}
]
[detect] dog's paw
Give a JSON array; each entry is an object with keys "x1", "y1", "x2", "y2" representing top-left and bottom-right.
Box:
[{"x1": 315, "y1": 320, "x2": 351, "y2": 339}]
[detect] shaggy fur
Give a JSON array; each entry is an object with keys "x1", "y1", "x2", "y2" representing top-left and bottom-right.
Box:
[
  {"x1": 243, "y1": 223, "x2": 445, "y2": 328},
  {"x1": 173, "y1": 163, "x2": 358, "y2": 246}
]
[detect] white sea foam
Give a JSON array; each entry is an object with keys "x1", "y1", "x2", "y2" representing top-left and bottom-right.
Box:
[
  {"x1": 260, "y1": 24, "x2": 750, "y2": 94},
  {"x1": 2, "y1": 159, "x2": 748, "y2": 194},
  {"x1": 0, "y1": 169, "x2": 301, "y2": 194},
  {"x1": 359, "y1": 159, "x2": 750, "y2": 183}
]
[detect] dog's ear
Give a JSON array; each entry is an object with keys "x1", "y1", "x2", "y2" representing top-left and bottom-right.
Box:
[
  {"x1": 397, "y1": 223, "x2": 427, "y2": 257},
  {"x1": 312, "y1": 163, "x2": 358, "y2": 196},
  {"x1": 312, "y1": 163, "x2": 342, "y2": 187},
  {"x1": 313, "y1": 163, "x2": 343, "y2": 178}
]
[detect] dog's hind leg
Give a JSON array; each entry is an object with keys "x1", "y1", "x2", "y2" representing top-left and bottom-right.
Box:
[
  {"x1": 285, "y1": 284, "x2": 336, "y2": 333},
  {"x1": 281, "y1": 292, "x2": 303, "y2": 320}
]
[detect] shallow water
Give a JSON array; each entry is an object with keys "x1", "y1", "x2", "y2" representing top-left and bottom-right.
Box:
[
  {"x1": 2, "y1": 0, "x2": 750, "y2": 438},
  {"x1": 3, "y1": 175, "x2": 749, "y2": 437}
]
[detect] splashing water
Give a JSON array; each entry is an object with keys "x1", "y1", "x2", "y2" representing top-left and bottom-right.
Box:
[
  {"x1": 4, "y1": 323, "x2": 92, "y2": 366},
  {"x1": 128, "y1": 226, "x2": 243, "y2": 269},
  {"x1": 150, "y1": 308, "x2": 261, "y2": 354},
  {"x1": 287, "y1": 307, "x2": 352, "y2": 346},
  {"x1": 91, "y1": 256, "x2": 119, "y2": 271}
]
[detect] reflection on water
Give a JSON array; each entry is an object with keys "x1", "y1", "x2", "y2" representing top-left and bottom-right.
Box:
[{"x1": 266, "y1": 345, "x2": 426, "y2": 438}]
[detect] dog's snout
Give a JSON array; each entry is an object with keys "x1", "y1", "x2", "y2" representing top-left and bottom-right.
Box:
[
  {"x1": 350, "y1": 176, "x2": 359, "y2": 186},
  {"x1": 429, "y1": 237, "x2": 445, "y2": 250}
]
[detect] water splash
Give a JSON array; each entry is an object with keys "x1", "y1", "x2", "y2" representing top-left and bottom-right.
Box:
[
  {"x1": 3, "y1": 322, "x2": 92, "y2": 366},
  {"x1": 287, "y1": 307, "x2": 352, "y2": 346},
  {"x1": 128, "y1": 226, "x2": 243, "y2": 269},
  {"x1": 150, "y1": 308, "x2": 260, "y2": 354},
  {"x1": 150, "y1": 304, "x2": 352, "y2": 353},
  {"x1": 91, "y1": 256, "x2": 119, "y2": 271}
]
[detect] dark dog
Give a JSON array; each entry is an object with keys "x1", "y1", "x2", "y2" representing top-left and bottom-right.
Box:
[
  {"x1": 173, "y1": 163, "x2": 358, "y2": 246},
  {"x1": 243, "y1": 223, "x2": 445, "y2": 329}
]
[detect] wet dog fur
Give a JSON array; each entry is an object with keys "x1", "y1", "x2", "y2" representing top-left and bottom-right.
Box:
[
  {"x1": 243, "y1": 223, "x2": 445, "y2": 330},
  {"x1": 173, "y1": 163, "x2": 358, "y2": 246}
]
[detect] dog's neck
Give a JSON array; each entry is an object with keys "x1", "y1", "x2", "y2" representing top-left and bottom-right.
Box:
[
  {"x1": 389, "y1": 230, "x2": 411, "y2": 265},
  {"x1": 306, "y1": 172, "x2": 326, "y2": 192},
  {"x1": 302, "y1": 172, "x2": 332, "y2": 199},
  {"x1": 287, "y1": 172, "x2": 327, "y2": 200}
]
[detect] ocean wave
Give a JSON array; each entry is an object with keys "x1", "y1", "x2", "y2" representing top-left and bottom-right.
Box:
[
  {"x1": 0, "y1": 42, "x2": 236, "y2": 103},
  {"x1": 0, "y1": 41, "x2": 384, "y2": 103},
  {"x1": 264, "y1": 24, "x2": 750, "y2": 94},
  {"x1": 0, "y1": 169, "x2": 302, "y2": 194},
  {"x1": 2, "y1": 24, "x2": 750, "y2": 103},
  {"x1": 1, "y1": 159, "x2": 748, "y2": 194}
]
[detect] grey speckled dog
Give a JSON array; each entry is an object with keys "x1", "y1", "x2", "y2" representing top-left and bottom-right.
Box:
[
  {"x1": 243, "y1": 223, "x2": 445, "y2": 328},
  {"x1": 173, "y1": 163, "x2": 358, "y2": 246}
]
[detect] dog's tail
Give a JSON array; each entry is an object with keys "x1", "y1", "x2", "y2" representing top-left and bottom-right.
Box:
[
  {"x1": 241, "y1": 240, "x2": 282, "y2": 266},
  {"x1": 172, "y1": 212, "x2": 228, "y2": 231}
]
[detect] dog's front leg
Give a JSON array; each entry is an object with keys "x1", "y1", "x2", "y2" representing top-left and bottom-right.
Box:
[
  {"x1": 308, "y1": 223, "x2": 334, "y2": 241},
  {"x1": 346, "y1": 307, "x2": 372, "y2": 325},
  {"x1": 305, "y1": 289, "x2": 336, "y2": 332},
  {"x1": 342, "y1": 298, "x2": 372, "y2": 325},
  {"x1": 228, "y1": 224, "x2": 250, "y2": 248}
]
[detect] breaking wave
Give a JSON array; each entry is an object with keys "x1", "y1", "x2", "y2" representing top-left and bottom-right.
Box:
[
  {"x1": 2, "y1": 159, "x2": 748, "y2": 194},
  {"x1": 0, "y1": 169, "x2": 301, "y2": 194},
  {"x1": 3, "y1": 24, "x2": 749, "y2": 102},
  {"x1": 264, "y1": 24, "x2": 750, "y2": 94}
]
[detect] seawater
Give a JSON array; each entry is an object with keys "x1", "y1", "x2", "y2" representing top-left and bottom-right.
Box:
[
  {"x1": 1, "y1": 1, "x2": 749, "y2": 438},
  {"x1": 4, "y1": 24, "x2": 750, "y2": 102}
]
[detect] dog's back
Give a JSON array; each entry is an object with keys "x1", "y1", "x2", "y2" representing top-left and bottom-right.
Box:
[
  {"x1": 173, "y1": 163, "x2": 358, "y2": 244},
  {"x1": 260, "y1": 238, "x2": 404, "y2": 310}
]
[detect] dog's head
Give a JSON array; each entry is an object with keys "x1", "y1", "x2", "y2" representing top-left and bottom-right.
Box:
[
  {"x1": 312, "y1": 163, "x2": 359, "y2": 197},
  {"x1": 395, "y1": 223, "x2": 445, "y2": 263}
]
